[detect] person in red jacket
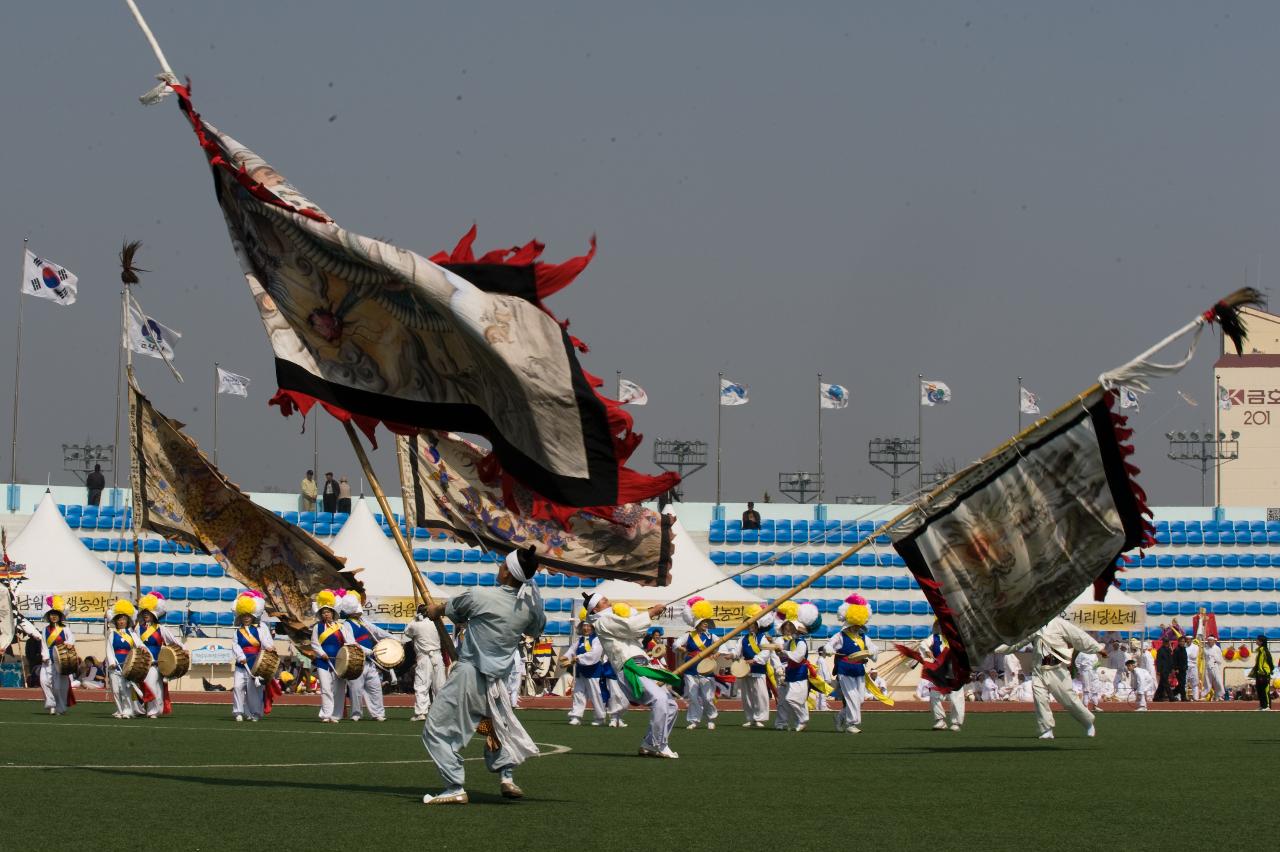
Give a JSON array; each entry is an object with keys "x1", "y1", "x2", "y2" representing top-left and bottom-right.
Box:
[{"x1": 1192, "y1": 607, "x2": 1218, "y2": 641}]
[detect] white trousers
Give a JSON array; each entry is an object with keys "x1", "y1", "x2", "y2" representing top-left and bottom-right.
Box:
[
  {"x1": 775, "y1": 680, "x2": 809, "y2": 729},
  {"x1": 1186, "y1": 665, "x2": 1201, "y2": 701},
  {"x1": 107, "y1": 668, "x2": 139, "y2": 717},
  {"x1": 682, "y1": 674, "x2": 718, "y2": 723},
  {"x1": 233, "y1": 665, "x2": 263, "y2": 719},
  {"x1": 141, "y1": 665, "x2": 164, "y2": 717},
  {"x1": 1034, "y1": 665, "x2": 1093, "y2": 735},
  {"x1": 619, "y1": 668, "x2": 677, "y2": 751},
  {"x1": 39, "y1": 663, "x2": 70, "y2": 713},
  {"x1": 834, "y1": 673, "x2": 867, "y2": 730},
  {"x1": 349, "y1": 664, "x2": 384, "y2": 720},
  {"x1": 605, "y1": 677, "x2": 629, "y2": 720},
  {"x1": 930, "y1": 686, "x2": 966, "y2": 727},
  {"x1": 316, "y1": 667, "x2": 348, "y2": 721},
  {"x1": 741, "y1": 675, "x2": 770, "y2": 723},
  {"x1": 1204, "y1": 662, "x2": 1224, "y2": 699},
  {"x1": 569, "y1": 676, "x2": 606, "y2": 722},
  {"x1": 413, "y1": 651, "x2": 445, "y2": 717},
  {"x1": 1079, "y1": 667, "x2": 1100, "y2": 707}
]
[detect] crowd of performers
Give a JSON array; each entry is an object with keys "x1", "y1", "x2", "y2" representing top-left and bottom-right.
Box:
[{"x1": 23, "y1": 560, "x2": 1279, "y2": 804}]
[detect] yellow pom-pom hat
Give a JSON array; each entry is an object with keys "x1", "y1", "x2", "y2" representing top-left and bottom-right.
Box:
[
  {"x1": 234, "y1": 590, "x2": 266, "y2": 619},
  {"x1": 682, "y1": 596, "x2": 715, "y2": 628},
  {"x1": 776, "y1": 599, "x2": 800, "y2": 623},
  {"x1": 138, "y1": 592, "x2": 167, "y2": 618},
  {"x1": 839, "y1": 594, "x2": 871, "y2": 628},
  {"x1": 314, "y1": 589, "x2": 338, "y2": 615},
  {"x1": 44, "y1": 594, "x2": 66, "y2": 616},
  {"x1": 745, "y1": 603, "x2": 777, "y2": 631},
  {"x1": 109, "y1": 599, "x2": 136, "y2": 622}
]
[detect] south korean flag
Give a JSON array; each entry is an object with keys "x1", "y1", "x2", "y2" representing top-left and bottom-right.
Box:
[{"x1": 22, "y1": 249, "x2": 77, "y2": 305}]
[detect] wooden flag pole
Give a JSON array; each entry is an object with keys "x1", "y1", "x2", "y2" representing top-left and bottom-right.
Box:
[{"x1": 342, "y1": 421, "x2": 455, "y2": 658}]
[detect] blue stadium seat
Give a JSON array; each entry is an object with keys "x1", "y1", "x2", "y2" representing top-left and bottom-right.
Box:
[
  {"x1": 911, "y1": 626, "x2": 930, "y2": 640},
  {"x1": 740, "y1": 575, "x2": 759, "y2": 589},
  {"x1": 1242, "y1": 577, "x2": 1259, "y2": 592},
  {"x1": 893, "y1": 577, "x2": 911, "y2": 591},
  {"x1": 710, "y1": 552, "x2": 725, "y2": 566},
  {"x1": 1263, "y1": 602, "x2": 1279, "y2": 616},
  {"x1": 758, "y1": 528, "x2": 775, "y2": 545},
  {"x1": 155, "y1": 561, "x2": 172, "y2": 576},
  {"x1": 1175, "y1": 578, "x2": 1192, "y2": 592},
  {"x1": 160, "y1": 540, "x2": 177, "y2": 554},
  {"x1": 860, "y1": 576, "x2": 878, "y2": 590},
  {"x1": 1245, "y1": 602, "x2": 1262, "y2": 617},
  {"x1": 142, "y1": 540, "x2": 159, "y2": 553},
  {"x1": 1256, "y1": 555, "x2": 1271, "y2": 567},
  {"x1": 1140, "y1": 555, "x2": 1157, "y2": 568},
  {"x1": 445, "y1": 549, "x2": 463, "y2": 563},
  {"x1": 1203, "y1": 532, "x2": 1221, "y2": 545},
  {"x1": 92, "y1": 538, "x2": 109, "y2": 552},
  {"x1": 742, "y1": 530, "x2": 759, "y2": 545},
  {"x1": 858, "y1": 553, "x2": 876, "y2": 567},
  {"x1": 725, "y1": 529, "x2": 741, "y2": 545},
  {"x1": 809, "y1": 575, "x2": 828, "y2": 589},
  {"x1": 218, "y1": 588, "x2": 235, "y2": 602},
  {"x1": 1226, "y1": 577, "x2": 1242, "y2": 592},
  {"x1": 312, "y1": 523, "x2": 331, "y2": 536},
  {"x1": 216, "y1": 613, "x2": 234, "y2": 627},
  {"x1": 461, "y1": 572, "x2": 478, "y2": 586},
  {"x1": 1239, "y1": 554, "x2": 1256, "y2": 568},
  {"x1": 442, "y1": 572, "x2": 460, "y2": 585},
  {"x1": 1142, "y1": 578, "x2": 1159, "y2": 592},
  {"x1": 1189, "y1": 555, "x2": 1206, "y2": 568},
  {"x1": 742, "y1": 552, "x2": 759, "y2": 567},
  {"x1": 1170, "y1": 532, "x2": 1186, "y2": 546},
  {"x1": 190, "y1": 564, "x2": 207, "y2": 578},
  {"x1": 792, "y1": 553, "x2": 809, "y2": 567},
  {"x1": 1223, "y1": 555, "x2": 1239, "y2": 568},
  {"x1": 187, "y1": 588, "x2": 203, "y2": 601},
  {"x1": 877, "y1": 576, "x2": 895, "y2": 590},
  {"x1": 910, "y1": 601, "x2": 930, "y2": 616},
  {"x1": 463, "y1": 550, "x2": 480, "y2": 564},
  {"x1": 1153, "y1": 531, "x2": 1170, "y2": 545},
  {"x1": 164, "y1": 611, "x2": 183, "y2": 625},
  {"x1": 141, "y1": 562, "x2": 157, "y2": 576},
  {"x1": 1192, "y1": 578, "x2": 1209, "y2": 592},
  {"x1": 1157, "y1": 555, "x2": 1174, "y2": 568},
  {"x1": 427, "y1": 571, "x2": 445, "y2": 585},
  {"x1": 1178, "y1": 602, "x2": 1196, "y2": 616},
  {"x1": 1267, "y1": 627, "x2": 1280, "y2": 640},
  {"x1": 428, "y1": 548, "x2": 446, "y2": 562},
  {"x1": 207, "y1": 565, "x2": 224, "y2": 578},
  {"x1": 173, "y1": 562, "x2": 190, "y2": 577},
  {"x1": 775, "y1": 553, "x2": 792, "y2": 567},
  {"x1": 1228, "y1": 602, "x2": 1245, "y2": 616},
  {"x1": 758, "y1": 575, "x2": 776, "y2": 590},
  {"x1": 412, "y1": 548, "x2": 429, "y2": 562},
  {"x1": 725, "y1": 552, "x2": 742, "y2": 567},
  {"x1": 1158, "y1": 579, "x2": 1175, "y2": 593},
  {"x1": 1206, "y1": 554, "x2": 1223, "y2": 568},
  {"x1": 545, "y1": 574, "x2": 564, "y2": 588},
  {"x1": 1145, "y1": 602, "x2": 1161, "y2": 616},
  {"x1": 877, "y1": 553, "x2": 895, "y2": 567},
  {"x1": 1260, "y1": 578, "x2": 1276, "y2": 592},
  {"x1": 893, "y1": 626, "x2": 912, "y2": 640},
  {"x1": 1211, "y1": 602, "x2": 1228, "y2": 615}
]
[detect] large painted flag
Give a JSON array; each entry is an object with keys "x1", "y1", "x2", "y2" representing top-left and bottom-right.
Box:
[
  {"x1": 397, "y1": 431, "x2": 674, "y2": 585},
  {"x1": 819, "y1": 382, "x2": 849, "y2": 409},
  {"x1": 22, "y1": 249, "x2": 77, "y2": 305},
  {"x1": 167, "y1": 84, "x2": 676, "y2": 510},
  {"x1": 129, "y1": 377, "x2": 361, "y2": 631},
  {"x1": 892, "y1": 289, "x2": 1264, "y2": 690}
]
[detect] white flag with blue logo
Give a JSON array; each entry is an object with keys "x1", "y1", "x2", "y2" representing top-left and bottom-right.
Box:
[
  {"x1": 1118, "y1": 386, "x2": 1140, "y2": 411},
  {"x1": 819, "y1": 382, "x2": 850, "y2": 409},
  {"x1": 920, "y1": 379, "x2": 952, "y2": 407},
  {"x1": 126, "y1": 304, "x2": 181, "y2": 361},
  {"x1": 719, "y1": 378, "x2": 749, "y2": 406},
  {"x1": 217, "y1": 367, "x2": 250, "y2": 397},
  {"x1": 1218, "y1": 386, "x2": 1232, "y2": 411},
  {"x1": 22, "y1": 249, "x2": 77, "y2": 305}
]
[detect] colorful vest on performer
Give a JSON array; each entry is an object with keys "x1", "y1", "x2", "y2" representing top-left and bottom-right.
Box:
[
  {"x1": 236, "y1": 626, "x2": 262, "y2": 669},
  {"x1": 930, "y1": 633, "x2": 946, "y2": 659},
  {"x1": 600, "y1": 658, "x2": 617, "y2": 681},
  {"x1": 140, "y1": 624, "x2": 164, "y2": 662},
  {"x1": 111, "y1": 629, "x2": 136, "y2": 666},
  {"x1": 574, "y1": 636, "x2": 601, "y2": 678},
  {"x1": 45, "y1": 625, "x2": 66, "y2": 647},
  {"x1": 347, "y1": 618, "x2": 375, "y2": 651},
  {"x1": 784, "y1": 639, "x2": 809, "y2": 683},
  {"x1": 314, "y1": 622, "x2": 345, "y2": 672},
  {"x1": 834, "y1": 629, "x2": 869, "y2": 677},
  {"x1": 740, "y1": 631, "x2": 769, "y2": 675},
  {"x1": 684, "y1": 630, "x2": 715, "y2": 677}
]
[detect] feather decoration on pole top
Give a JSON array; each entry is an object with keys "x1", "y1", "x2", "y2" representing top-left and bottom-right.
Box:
[
  {"x1": 119, "y1": 239, "x2": 145, "y2": 284},
  {"x1": 1208, "y1": 287, "x2": 1266, "y2": 355}
]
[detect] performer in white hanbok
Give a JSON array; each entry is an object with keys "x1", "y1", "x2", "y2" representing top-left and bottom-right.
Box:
[
  {"x1": 980, "y1": 670, "x2": 1003, "y2": 702},
  {"x1": 678, "y1": 598, "x2": 719, "y2": 730},
  {"x1": 1125, "y1": 658, "x2": 1155, "y2": 710},
  {"x1": 1185, "y1": 638, "x2": 1201, "y2": 701},
  {"x1": 822, "y1": 595, "x2": 877, "y2": 734},
  {"x1": 340, "y1": 591, "x2": 392, "y2": 722},
  {"x1": 600, "y1": 657, "x2": 629, "y2": 727},
  {"x1": 919, "y1": 620, "x2": 965, "y2": 731},
  {"x1": 563, "y1": 618, "x2": 607, "y2": 726},
  {"x1": 733, "y1": 605, "x2": 776, "y2": 728},
  {"x1": 403, "y1": 603, "x2": 446, "y2": 721},
  {"x1": 309, "y1": 590, "x2": 354, "y2": 723},
  {"x1": 33, "y1": 596, "x2": 77, "y2": 715},
  {"x1": 231, "y1": 592, "x2": 276, "y2": 722},
  {"x1": 421, "y1": 548, "x2": 546, "y2": 804},
  {"x1": 587, "y1": 594, "x2": 682, "y2": 759},
  {"x1": 136, "y1": 593, "x2": 180, "y2": 719},
  {"x1": 1202, "y1": 636, "x2": 1225, "y2": 700},
  {"x1": 104, "y1": 599, "x2": 142, "y2": 719},
  {"x1": 775, "y1": 619, "x2": 811, "y2": 732},
  {"x1": 1075, "y1": 645, "x2": 1103, "y2": 712},
  {"x1": 1000, "y1": 617, "x2": 1106, "y2": 739}
]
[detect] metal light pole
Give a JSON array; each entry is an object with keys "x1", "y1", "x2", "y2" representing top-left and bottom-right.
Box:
[
  {"x1": 1166, "y1": 430, "x2": 1240, "y2": 506},
  {"x1": 868, "y1": 436, "x2": 921, "y2": 502},
  {"x1": 653, "y1": 439, "x2": 708, "y2": 504},
  {"x1": 779, "y1": 471, "x2": 822, "y2": 504}
]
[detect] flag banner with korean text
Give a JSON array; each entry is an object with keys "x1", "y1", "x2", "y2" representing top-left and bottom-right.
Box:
[
  {"x1": 819, "y1": 382, "x2": 849, "y2": 409},
  {"x1": 920, "y1": 379, "x2": 952, "y2": 406},
  {"x1": 129, "y1": 377, "x2": 361, "y2": 631},
  {"x1": 22, "y1": 249, "x2": 77, "y2": 305},
  {"x1": 890, "y1": 388, "x2": 1151, "y2": 690},
  {"x1": 217, "y1": 367, "x2": 250, "y2": 397},
  {"x1": 397, "y1": 430, "x2": 674, "y2": 586},
  {"x1": 168, "y1": 84, "x2": 675, "y2": 510},
  {"x1": 719, "y1": 378, "x2": 749, "y2": 406},
  {"x1": 617, "y1": 379, "x2": 648, "y2": 406},
  {"x1": 1019, "y1": 387, "x2": 1040, "y2": 415}
]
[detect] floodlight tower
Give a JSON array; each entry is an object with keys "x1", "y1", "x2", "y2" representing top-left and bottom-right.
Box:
[
  {"x1": 868, "y1": 437, "x2": 920, "y2": 502},
  {"x1": 1166, "y1": 429, "x2": 1240, "y2": 506}
]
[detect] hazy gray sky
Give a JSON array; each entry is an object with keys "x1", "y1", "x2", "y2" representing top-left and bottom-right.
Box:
[{"x1": 2, "y1": 1, "x2": 1276, "y2": 506}]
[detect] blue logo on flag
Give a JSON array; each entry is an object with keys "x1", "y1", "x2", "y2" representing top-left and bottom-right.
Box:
[
  {"x1": 926, "y1": 386, "x2": 947, "y2": 404},
  {"x1": 825, "y1": 385, "x2": 846, "y2": 402},
  {"x1": 722, "y1": 383, "x2": 746, "y2": 398}
]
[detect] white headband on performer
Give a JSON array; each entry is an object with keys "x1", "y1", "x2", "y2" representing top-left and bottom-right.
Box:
[
  {"x1": 505, "y1": 549, "x2": 542, "y2": 612},
  {"x1": 585, "y1": 592, "x2": 604, "y2": 613}
]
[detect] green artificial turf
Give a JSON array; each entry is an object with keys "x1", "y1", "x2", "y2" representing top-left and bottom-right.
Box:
[{"x1": 0, "y1": 701, "x2": 1274, "y2": 851}]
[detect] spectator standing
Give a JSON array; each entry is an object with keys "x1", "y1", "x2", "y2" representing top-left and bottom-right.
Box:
[
  {"x1": 1154, "y1": 641, "x2": 1173, "y2": 702},
  {"x1": 337, "y1": 476, "x2": 352, "y2": 513},
  {"x1": 321, "y1": 472, "x2": 340, "y2": 514},
  {"x1": 1171, "y1": 638, "x2": 1188, "y2": 701},
  {"x1": 1203, "y1": 636, "x2": 1225, "y2": 699},
  {"x1": 741, "y1": 501, "x2": 761, "y2": 531},
  {"x1": 1248, "y1": 635, "x2": 1274, "y2": 711},
  {"x1": 300, "y1": 470, "x2": 317, "y2": 512},
  {"x1": 85, "y1": 464, "x2": 105, "y2": 506},
  {"x1": 1185, "y1": 638, "x2": 1201, "y2": 701}
]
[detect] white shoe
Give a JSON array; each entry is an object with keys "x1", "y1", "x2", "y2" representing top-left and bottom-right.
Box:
[
  {"x1": 410, "y1": 714, "x2": 425, "y2": 721},
  {"x1": 846, "y1": 725, "x2": 861, "y2": 734},
  {"x1": 686, "y1": 722, "x2": 698, "y2": 730},
  {"x1": 48, "y1": 708, "x2": 56, "y2": 715},
  {"x1": 568, "y1": 718, "x2": 581, "y2": 726},
  {"x1": 795, "y1": 723, "x2": 806, "y2": 732},
  {"x1": 932, "y1": 720, "x2": 947, "y2": 730},
  {"x1": 657, "y1": 747, "x2": 679, "y2": 759},
  {"x1": 235, "y1": 714, "x2": 244, "y2": 722},
  {"x1": 608, "y1": 718, "x2": 619, "y2": 728},
  {"x1": 1093, "y1": 705, "x2": 1103, "y2": 713},
  {"x1": 1038, "y1": 731, "x2": 1055, "y2": 740},
  {"x1": 1085, "y1": 725, "x2": 1096, "y2": 738},
  {"x1": 148, "y1": 713, "x2": 159, "y2": 719},
  {"x1": 591, "y1": 721, "x2": 602, "y2": 726},
  {"x1": 350, "y1": 715, "x2": 361, "y2": 722},
  {"x1": 122, "y1": 713, "x2": 134, "y2": 719},
  {"x1": 249, "y1": 716, "x2": 259, "y2": 722},
  {"x1": 638, "y1": 745, "x2": 679, "y2": 759},
  {"x1": 706, "y1": 722, "x2": 716, "y2": 731},
  {"x1": 423, "y1": 787, "x2": 469, "y2": 806},
  {"x1": 754, "y1": 722, "x2": 766, "y2": 729},
  {"x1": 617, "y1": 720, "x2": 628, "y2": 728},
  {"x1": 1135, "y1": 706, "x2": 1147, "y2": 712},
  {"x1": 111, "y1": 712, "x2": 122, "y2": 719},
  {"x1": 950, "y1": 724, "x2": 961, "y2": 732},
  {"x1": 742, "y1": 721, "x2": 753, "y2": 728}
]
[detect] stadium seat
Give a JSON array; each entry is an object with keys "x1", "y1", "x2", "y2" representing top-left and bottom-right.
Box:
[
  {"x1": 708, "y1": 526, "x2": 725, "y2": 545},
  {"x1": 877, "y1": 576, "x2": 895, "y2": 590},
  {"x1": 1178, "y1": 602, "x2": 1196, "y2": 616},
  {"x1": 710, "y1": 551, "x2": 726, "y2": 566},
  {"x1": 1189, "y1": 555, "x2": 1206, "y2": 568},
  {"x1": 1259, "y1": 578, "x2": 1276, "y2": 592},
  {"x1": 910, "y1": 601, "x2": 930, "y2": 616},
  {"x1": 1175, "y1": 578, "x2": 1192, "y2": 592},
  {"x1": 1256, "y1": 555, "x2": 1271, "y2": 567},
  {"x1": 156, "y1": 561, "x2": 173, "y2": 577},
  {"x1": 893, "y1": 626, "x2": 912, "y2": 640},
  {"x1": 742, "y1": 530, "x2": 759, "y2": 545},
  {"x1": 545, "y1": 574, "x2": 564, "y2": 588},
  {"x1": 759, "y1": 575, "x2": 776, "y2": 590},
  {"x1": 792, "y1": 553, "x2": 808, "y2": 567},
  {"x1": 893, "y1": 577, "x2": 911, "y2": 591},
  {"x1": 1158, "y1": 579, "x2": 1175, "y2": 593},
  {"x1": 911, "y1": 626, "x2": 930, "y2": 640},
  {"x1": 1245, "y1": 602, "x2": 1263, "y2": 617},
  {"x1": 445, "y1": 550, "x2": 463, "y2": 563},
  {"x1": 1142, "y1": 578, "x2": 1159, "y2": 592},
  {"x1": 1223, "y1": 555, "x2": 1240, "y2": 568},
  {"x1": 1173, "y1": 555, "x2": 1190, "y2": 568},
  {"x1": 427, "y1": 571, "x2": 444, "y2": 585},
  {"x1": 1157, "y1": 555, "x2": 1174, "y2": 568},
  {"x1": 725, "y1": 529, "x2": 741, "y2": 545},
  {"x1": 742, "y1": 551, "x2": 759, "y2": 567},
  {"x1": 1239, "y1": 554, "x2": 1256, "y2": 568},
  {"x1": 216, "y1": 613, "x2": 234, "y2": 627},
  {"x1": 190, "y1": 564, "x2": 207, "y2": 578},
  {"x1": 725, "y1": 552, "x2": 742, "y2": 567},
  {"x1": 1263, "y1": 602, "x2": 1279, "y2": 616},
  {"x1": 858, "y1": 553, "x2": 876, "y2": 567},
  {"x1": 1206, "y1": 554, "x2": 1223, "y2": 568},
  {"x1": 775, "y1": 553, "x2": 793, "y2": 567},
  {"x1": 141, "y1": 562, "x2": 157, "y2": 576},
  {"x1": 461, "y1": 572, "x2": 478, "y2": 586},
  {"x1": 187, "y1": 588, "x2": 204, "y2": 601},
  {"x1": 740, "y1": 575, "x2": 759, "y2": 589},
  {"x1": 860, "y1": 576, "x2": 877, "y2": 590},
  {"x1": 443, "y1": 572, "x2": 461, "y2": 585},
  {"x1": 1228, "y1": 602, "x2": 1245, "y2": 616},
  {"x1": 1170, "y1": 532, "x2": 1186, "y2": 546},
  {"x1": 173, "y1": 562, "x2": 190, "y2": 577},
  {"x1": 1211, "y1": 602, "x2": 1228, "y2": 615},
  {"x1": 1242, "y1": 577, "x2": 1259, "y2": 592},
  {"x1": 312, "y1": 523, "x2": 331, "y2": 536},
  {"x1": 1191, "y1": 578, "x2": 1209, "y2": 592},
  {"x1": 1225, "y1": 577, "x2": 1242, "y2": 592},
  {"x1": 207, "y1": 565, "x2": 224, "y2": 578},
  {"x1": 463, "y1": 550, "x2": 480, "y2": 564},
  {"x1": 428, "y1": 548, "x2": 447, "y2": 563},
  {"x1": 1145, "y1": 602, "x2": 1161, "y2": 616}
]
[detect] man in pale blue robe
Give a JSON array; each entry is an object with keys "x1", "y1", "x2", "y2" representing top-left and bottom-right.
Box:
[{"x1": 420, "y1": 548, "x2": 546, "y2": 805}]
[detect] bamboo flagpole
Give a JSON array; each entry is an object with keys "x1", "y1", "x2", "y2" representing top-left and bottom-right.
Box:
[
  {"x1": 341, "y1": 421, "x2": 455, "y2": 658},
  {"x1": 676, "y1": 291, "x2": 1264, "y2": 676}
]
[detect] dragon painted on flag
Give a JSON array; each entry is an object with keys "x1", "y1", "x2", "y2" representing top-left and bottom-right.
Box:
[{"x1": 167, "y1": 83, "x2": 677, "y2": 512}]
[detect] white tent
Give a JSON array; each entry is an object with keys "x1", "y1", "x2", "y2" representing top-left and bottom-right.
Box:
[
  {"x1": 593, "y1": 520, "x2": 762, "y2": 628},
  {"x1": 327, "y1": 498, "x2": 445, "y2": 602},
  {"x1": 8, "y1": 491, "x2": 118, "y2": 616}
]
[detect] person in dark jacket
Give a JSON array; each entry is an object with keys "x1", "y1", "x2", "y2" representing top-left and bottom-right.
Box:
[
  {"x1": 321, "y1": 471, "x2": 340, "y2": 514},
  {"x1": 1171, "y1": 638, "x2": 1189, "y2": 701},
  {"x1": 1154, "y1": 641, "x2": 1174, "y2": 702},
  {"x1": 85, "y1": 464, "x2": 105, "y2": 506},
  {"x1": 1248, "y1": 635, "x2": 1274, "y2": 711}
]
